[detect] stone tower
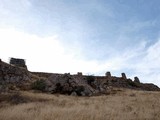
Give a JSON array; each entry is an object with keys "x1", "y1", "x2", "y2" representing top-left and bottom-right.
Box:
[
  {"x1": 121, "y1": 73, "x2": 127, "y2": 79},
  {"x1": 10, "y1": 58, "x2": 27, "y2": 68},
  {"x1": 105, "y1": 71, "x2": 112, "y2": 79},
  {"x1": 134, "y1": 77, "x2": 140, "y2": 83}
]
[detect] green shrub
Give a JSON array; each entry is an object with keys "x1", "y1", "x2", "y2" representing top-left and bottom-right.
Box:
[{"x1": 31, "y1": 79, "x2": 46, "y2": 91}]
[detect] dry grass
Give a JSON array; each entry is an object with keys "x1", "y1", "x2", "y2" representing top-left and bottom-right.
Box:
[{"x1": 0, "y1": 88, "x2": 160, "y2": 120}]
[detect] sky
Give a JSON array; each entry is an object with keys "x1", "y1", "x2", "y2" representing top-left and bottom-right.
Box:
[{"x1": 0, "y1": 0, "x2": 160, "y2": 86}]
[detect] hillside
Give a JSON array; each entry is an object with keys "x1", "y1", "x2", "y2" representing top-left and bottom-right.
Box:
[
  {"x1": 1, "y1": 58, "x2": 160, "y2": 120},
  {"x1": 0, "y1": 88, "x2": 160, "y2": 120}
]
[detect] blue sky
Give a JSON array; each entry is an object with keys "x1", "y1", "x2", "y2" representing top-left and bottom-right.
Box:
[{"x1": 0, "y1": 0, "x2": 160, "y2": 86}]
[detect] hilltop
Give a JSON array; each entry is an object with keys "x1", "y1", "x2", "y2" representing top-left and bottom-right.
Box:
[{"x1": 0, "y1": 58, "x2": 159, "y2": 96}]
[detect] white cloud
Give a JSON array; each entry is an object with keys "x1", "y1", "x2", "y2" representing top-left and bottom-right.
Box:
[
  {"x1": 0, "y1": 28, "x2": 105, "y2": 74},
  {"x1": 108, "y1": 38, "x2": 160, "y2": 87},
  {"x1": 0, "y1": 28, "x2": 132, "y2": 76},
  {"x1": 132, "y1": 40, "x2": 160, "y2": 85},
  {"x1": 92, "y1": 39, "x2": 160, "y2": 87}
]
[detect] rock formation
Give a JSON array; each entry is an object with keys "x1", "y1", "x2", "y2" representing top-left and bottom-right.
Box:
[{"x1": 0, "y1": 60, "x2": 32, "y2": 92}]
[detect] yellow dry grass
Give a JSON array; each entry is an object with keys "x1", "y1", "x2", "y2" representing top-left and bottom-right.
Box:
[{"x1": 0, "y1": 88, "x2": 160, "y2": 120}]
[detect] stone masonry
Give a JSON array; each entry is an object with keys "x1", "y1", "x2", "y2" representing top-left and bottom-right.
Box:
[
  {"x1": 10, "y1": 58, "x2": 27, "y2": 68},
  {"x1": 121, "y1": 73, "x2": 127, "y2": 79}
]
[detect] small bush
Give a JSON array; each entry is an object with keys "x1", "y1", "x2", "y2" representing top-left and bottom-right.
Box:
[
  {"x1": 75, "y1": 86, "x2": 85, "y2": 96},
  {"x1": 31, "y1": 79, "x2": 46, "y2": 92}
]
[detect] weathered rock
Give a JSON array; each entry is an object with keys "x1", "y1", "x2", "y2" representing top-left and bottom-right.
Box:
[
  {"x1": 70, "y1": 92, "x2": 77, "y2": 96},
  {"x1": 141, "y1": 83, "x2": 160, "y2": 91},
  {"x1": 74, "y1": 85, "x2": 85, "y2": 96},
  {"x1": 83, "y1": 85, "x2": 93, "y2": 96},
  {"x1": 0, "y1": 60, "x2": 31, "y2": 92},
  {"x1": 62, "y1": 83, "x2": 72, "y2": 94},
  {"x1": 48, "y1": 74, "x2": 68, "y2": 85},
  {"x1": 43, "y1": 79, "x2": 55, "y2": 92}
]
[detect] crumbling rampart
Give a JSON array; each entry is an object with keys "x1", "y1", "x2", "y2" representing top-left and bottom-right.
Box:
[{"x1": 0, "y1": 58, "x2": 160, "y2": 95}]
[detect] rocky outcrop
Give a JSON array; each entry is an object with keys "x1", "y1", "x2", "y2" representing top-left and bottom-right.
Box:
[
  {"x1": 139, "y1": 83, "x2": 160, "y2": 91},
  {"x1": 45, "y1": 73, "x2": 93, "y2": 96},
  {"x1": 40, "y1": 72, "x2": 160, "y2": 96},
  {"x1": 0, "y1": 61, "x2": 31, "y2": 92}
]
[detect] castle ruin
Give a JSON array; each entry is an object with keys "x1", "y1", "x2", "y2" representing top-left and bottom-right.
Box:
[{"x1": 0, "y1": 57, "x2": 159, "y2": 95}]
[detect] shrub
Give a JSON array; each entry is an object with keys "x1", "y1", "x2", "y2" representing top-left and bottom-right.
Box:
[
  {"x1": 31, "y1": 79, "x2": 46, "y2": 92},
  {"x1": 75, "y1": 86, "x2": 85, "y2": 96}
]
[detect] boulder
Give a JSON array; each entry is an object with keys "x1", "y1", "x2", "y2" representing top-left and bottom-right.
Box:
[
  {"x1": 70, "y1": 92, "x2": 77, "y2": 96},
  {"x1": 83, "y1": 85, "x2": 93, "y2": 96}
]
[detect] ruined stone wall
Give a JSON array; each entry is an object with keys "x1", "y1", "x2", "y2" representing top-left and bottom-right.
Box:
[
  {"x1": 1, "y1": 58, "x2": 159, "y2": 95},
  {"x1": 31, "y1": 72, "x2": 56, "y2": 78}
]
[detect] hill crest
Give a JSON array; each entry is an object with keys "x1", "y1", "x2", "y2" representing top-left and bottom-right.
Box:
[{"x1": 0, "y1": 58, "x2": 159, "y2": 96}]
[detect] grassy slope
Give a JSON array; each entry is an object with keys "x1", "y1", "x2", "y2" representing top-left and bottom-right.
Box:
[{"x1": 0, "y1": 88, "x2": 160, "y2": 120}]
